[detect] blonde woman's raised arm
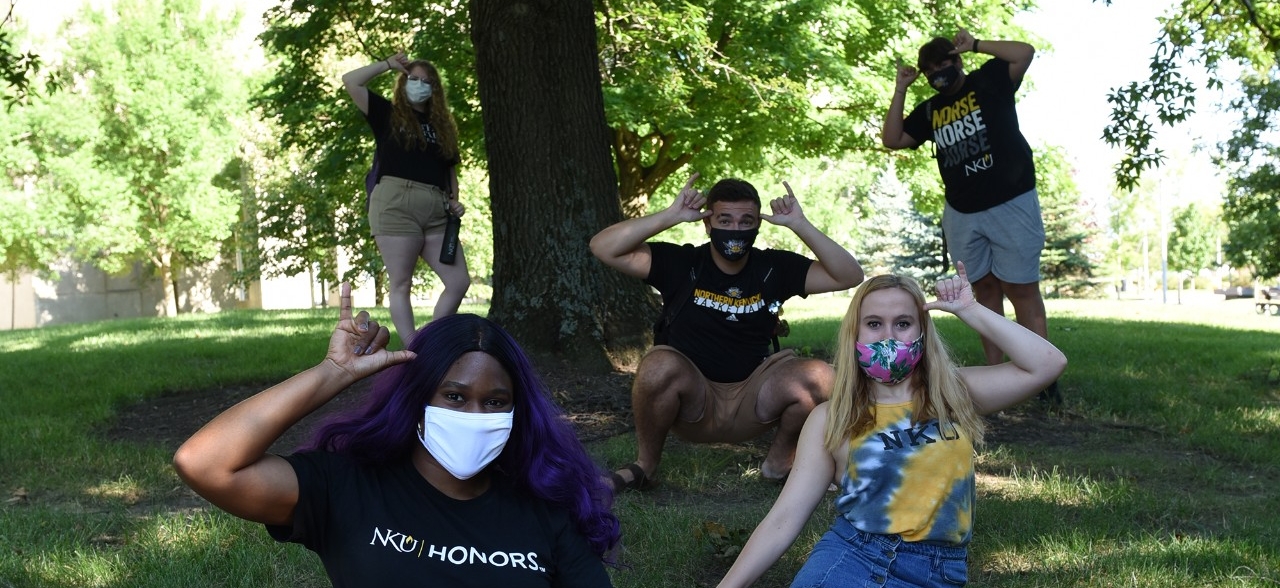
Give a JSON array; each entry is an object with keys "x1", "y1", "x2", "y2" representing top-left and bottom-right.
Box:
[{"x1": 925, "y1": 262, "x2": 1066, "y2": 414}]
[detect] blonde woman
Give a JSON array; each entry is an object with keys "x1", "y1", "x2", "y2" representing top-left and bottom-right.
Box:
[{"x1": 718, "y1": 261, "x2": 1066, "y2": 587}]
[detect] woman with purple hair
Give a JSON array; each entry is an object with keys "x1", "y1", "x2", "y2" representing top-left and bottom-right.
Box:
[{"x1": 174, "y1": 283, "x2": 620, "y2": 587}]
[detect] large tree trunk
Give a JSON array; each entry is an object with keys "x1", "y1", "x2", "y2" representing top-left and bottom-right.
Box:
[{"x1": 470, "y1": 0, "x2": 656, "y2": 372}]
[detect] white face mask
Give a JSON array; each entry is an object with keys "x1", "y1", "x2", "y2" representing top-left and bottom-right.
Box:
[
  {"x1": 405, "y1": 79, "x2": 433, "y2": 104},
  {"x1": 418, "y1": 405, "x2": 513, "y2": 480}
]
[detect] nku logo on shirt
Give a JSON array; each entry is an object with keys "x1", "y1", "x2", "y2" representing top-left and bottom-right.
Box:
[{"x1": 369, "y1": 527, "x2": 547, "y2": 572}]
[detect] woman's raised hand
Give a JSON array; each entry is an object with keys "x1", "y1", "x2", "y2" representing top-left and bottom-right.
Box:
[
  {"x1": 324, "y1": 283, "x2": 416, "y2": 381},
  {"x1": 924, "y1": 261, "x2": 978, "y2": 314}
]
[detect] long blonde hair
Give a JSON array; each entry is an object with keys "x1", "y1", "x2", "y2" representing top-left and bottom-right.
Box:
[
  {"x1": 389, "y1": 60, "x2": 459, "y2": 161},
  {"x1": 824, "y1": 274, "x2": 985, "y2": 451}
]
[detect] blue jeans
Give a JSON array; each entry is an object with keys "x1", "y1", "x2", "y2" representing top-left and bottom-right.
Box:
[{"x1": 790, "y1": 516, "x2": 969, "y2": 588}]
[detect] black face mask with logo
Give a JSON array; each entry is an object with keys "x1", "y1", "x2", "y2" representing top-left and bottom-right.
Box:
[
  {"x1": 928, "y1": 63, "x2": 961, "y2": 91},
  {"x1": 709, "y1": 227, "x2": 758, "y2": 262}
]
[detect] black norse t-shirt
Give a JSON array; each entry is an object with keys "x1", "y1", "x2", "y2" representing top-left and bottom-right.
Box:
[
  {"x1": 902, "y1": 57, "x2": 1036, "y2": 213},
  {"x1": 646, "y1": 242, "x2": 811, "y2": 383},
  {"x1": 266, "y1": 451, "x2": 611, "y2": 588}
]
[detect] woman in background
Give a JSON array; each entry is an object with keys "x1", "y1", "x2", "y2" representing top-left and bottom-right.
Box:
[{"x1": 343, "y1": 51, "x2": 470, "y2": 346}]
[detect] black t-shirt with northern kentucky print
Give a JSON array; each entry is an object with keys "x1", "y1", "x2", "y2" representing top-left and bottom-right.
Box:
[
  {"x1": 266, "y1": 451, "x2": 611, "y2": 588},
  {"x1": 646, "y1": 242, "x2": 811, "y2": 383}
]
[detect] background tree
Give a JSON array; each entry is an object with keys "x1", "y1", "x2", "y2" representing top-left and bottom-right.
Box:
[
  {"x1": 1218, "y1": 70, "x2": 1280, "y2": 279},
  {"x1": 0, "y1": 2, "x2": 63, "y2": 283},
  {"x1": 854, "y1": 163, "x2": 945, "y2": 284},
  {"x1": 0, "y1": 78, "x2": 63, "y2": 280},
  {"x1": 1036, "y1": 146, "x2": 1099, "y2": 296},
  {"x1": 25, "y1": 0, "x2": 246, "y2": 315},
  {"x1": 1, "y1": 1, "x2": 43, "y2": 107},
  {"x1": 1100, "y1": 0, "x2": 1278, "y2": 191},
  {"x1": 1167, "y1": 202, "x2": 1219, "y2": 278},
  {"x1": 598, "y1": 0, "x2": 881, "y2": 215},
  {"x1": 470, "y1": 0, "x2": 653, "y2": 369}
]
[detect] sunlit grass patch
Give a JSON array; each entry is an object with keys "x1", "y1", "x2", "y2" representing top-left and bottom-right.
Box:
[{"x1": 84, "y1": 475, "x2": 145, "y2": 505}]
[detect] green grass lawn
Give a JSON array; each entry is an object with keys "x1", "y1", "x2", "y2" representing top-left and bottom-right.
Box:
[{"x1": 1, "y1": 292, "x2": 1277, "y2": 587}]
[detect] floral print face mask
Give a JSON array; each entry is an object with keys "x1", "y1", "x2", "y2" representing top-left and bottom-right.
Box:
[{"x1": 855, "y1": 333, "x2": 924, "y2": 384}]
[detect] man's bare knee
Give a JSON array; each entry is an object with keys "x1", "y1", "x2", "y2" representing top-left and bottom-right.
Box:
[
  {"x1": 758, "y1": 358, "x2": 832, "y2": 420},
  {"x1": 634, "y1": 349, "x2": 699, "y2": 398},
  {"x1": 786, "y1": 358, "x2": 833, "y2": 401}
]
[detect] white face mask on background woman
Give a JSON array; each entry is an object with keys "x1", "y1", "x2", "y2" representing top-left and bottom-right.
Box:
[
  {"x1": 417, "y1": 405, "x2": 513, "y2": 480},
  {"x1": 405, "y1": 78, "x2": 433, "y2": 104}
]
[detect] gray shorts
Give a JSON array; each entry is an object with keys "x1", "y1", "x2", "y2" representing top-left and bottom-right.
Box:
[{"x1": 941, "y1": 189, "x2": 1044, "y2": 284}]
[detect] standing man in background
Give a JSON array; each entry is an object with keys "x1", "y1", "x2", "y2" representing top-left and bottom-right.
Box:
[{"x1": 881, "y1": 27, "x2": 1059, "y2": 403}]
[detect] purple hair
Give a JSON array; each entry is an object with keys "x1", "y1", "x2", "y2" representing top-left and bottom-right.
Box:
[{"x1": 300, "y1": 314, "x2": 621, "y2": 558}]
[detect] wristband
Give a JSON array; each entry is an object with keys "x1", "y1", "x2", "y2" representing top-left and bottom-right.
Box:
[{"x1": 972, "y1": 39, "x2": 980, "y2": 53}]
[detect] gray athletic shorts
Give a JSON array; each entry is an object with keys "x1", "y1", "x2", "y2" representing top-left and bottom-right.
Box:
[{"x1": 941, "y1": 188, "x2": 1044, "y2": 284}]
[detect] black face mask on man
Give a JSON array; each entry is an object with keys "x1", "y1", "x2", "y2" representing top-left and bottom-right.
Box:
[
  {"x1": 927, "y1": 63, "x2": 961, "y2": 91},
  {"x1": 709, "y1": 227, "x2": 758, "y2": 262}
]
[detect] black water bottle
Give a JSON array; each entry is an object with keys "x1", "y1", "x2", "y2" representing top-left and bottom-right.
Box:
[{"x1": 439, "y1": 211, "x2": 461, "y2": 265}]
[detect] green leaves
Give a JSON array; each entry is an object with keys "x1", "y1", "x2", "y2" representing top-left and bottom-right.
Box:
[
  {"x1": 1102, "y1": 0, "x2": 1278, "y2": 192},
  {"x1": 1218, "y1": 69, "x2": 1280, "y2": 278},
  {"x1": 14, "y1": 0, "x2": 248, "y2": 311}
]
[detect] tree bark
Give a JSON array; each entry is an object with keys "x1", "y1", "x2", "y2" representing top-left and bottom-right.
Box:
[
  {"x1": 613, "y1": 126, "x2": 695, "y2": 219},
  {"x1": 470, "y1": 0, "x2": 656, "y2": 372}
]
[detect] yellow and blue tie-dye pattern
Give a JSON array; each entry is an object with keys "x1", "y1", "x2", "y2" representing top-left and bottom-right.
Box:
[{"x1": 834, "y1": 401, "x2": 975, "y2": 546}]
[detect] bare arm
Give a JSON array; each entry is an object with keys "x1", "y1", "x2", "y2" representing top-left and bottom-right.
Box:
[
  {"x1": 718, "y1": 403, "x2": 837, "y2": 588},
  {"x1": 172, "y1": 284, "x2": 416, "y2": 525},
  {"x1": 341, "y1": 51, "x2": 407, "y2": 115},
  {"x1": 446, "y1": 166, "x2": 465, "y2": 217},
  {"x1": 588, "y1": 172, "x2": 709, "y2": 280},
  {"x1": 761, "y1": 182, "x2": 864, "y2": 294},
  {"x1": 924, "y1": 263, "x2": 1066, "y2": 414},
  {"x1": 449, "y1": 166, "x2": 460, "y2": 201},
  {"x1": 952, "y1": 28, "x2": 1035, "y2": 82},
  {"x1": 881, "y1": 62, "x2": 922, "y2": 150}
]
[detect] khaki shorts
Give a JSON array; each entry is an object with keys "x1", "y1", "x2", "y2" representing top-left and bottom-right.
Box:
[
  {"x1": 651, "y1": 346, "x2": 800, "y2": 444},
  {"x1": 368, "y1": 176, "x2": 450, "y2": 237}
]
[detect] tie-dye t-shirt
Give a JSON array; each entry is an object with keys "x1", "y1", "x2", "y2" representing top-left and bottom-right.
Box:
[{"x1": 834, "y1": 401, "x2": 975, "y2": 546}]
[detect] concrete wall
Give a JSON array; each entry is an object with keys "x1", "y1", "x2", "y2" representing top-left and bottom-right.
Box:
[
  {"x1": 0, "y1": 258, "x2": 397, "y2": 332},
  {"x1": 0, "y1": 273, "x2": 37, "y2": 330}
]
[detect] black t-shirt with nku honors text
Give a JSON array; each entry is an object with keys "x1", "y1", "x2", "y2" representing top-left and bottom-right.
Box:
[
  {"x1": 266, "y1": 451, "x2": 611, "y2": 588},
  {"x1": 646, "y1": 242, "x2": 811, "y2": 383}
]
